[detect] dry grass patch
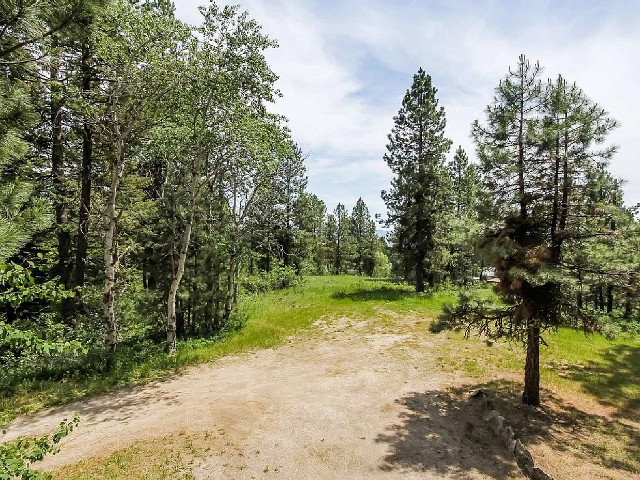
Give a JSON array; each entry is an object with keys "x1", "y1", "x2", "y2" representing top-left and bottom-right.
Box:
[{"x1": 53, "y1": 430, "x2": 234, "y2": 480}]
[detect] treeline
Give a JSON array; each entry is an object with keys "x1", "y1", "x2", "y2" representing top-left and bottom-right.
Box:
[
  {"x1": 383, "y1": 59, "x2": 640, "y2": 405},
  {"x1": 0, "y1": 0, "x2": 387, "y2": 377}
]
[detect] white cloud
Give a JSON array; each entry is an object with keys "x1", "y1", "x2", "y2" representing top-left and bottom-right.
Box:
[{"x1": 175, "y1": 0, "x2": 640, "y2": 216}]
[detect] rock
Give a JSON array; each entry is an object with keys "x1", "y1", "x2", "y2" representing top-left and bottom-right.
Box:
[
  {"x1": 514, "y1": 440, "x2": 534, "y2": 476},
  {"x1": 483, "y1": 409, "x2": 500, "y2": 422},
  {"x1": 500, "y1": 425, "x2": 515, "y2": 449},
  {"x1": 489, "y1": 414, "x2": 505, "y2": 435},
  {"x1": 531, "y1": 467, "x2": 555, "y2": 480},
  {"x1": 470, "y1": 389, "x2": 486, "y2": 399}
]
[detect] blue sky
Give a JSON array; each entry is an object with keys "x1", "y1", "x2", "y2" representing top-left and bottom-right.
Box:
[{"x1": 175, "y1": 0, "x2": 640, "y2": 218}]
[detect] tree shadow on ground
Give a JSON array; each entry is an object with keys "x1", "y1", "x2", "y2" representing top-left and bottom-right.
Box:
[
  {"x1": 331, "y1": 286, "x2": 418, "y2": 302},
  {"x1": 375, "y1": 380, "x2": 639, "y2": 478},
  {"x1": 561, "y1": 343, "x2": 640, "y2": 423}
]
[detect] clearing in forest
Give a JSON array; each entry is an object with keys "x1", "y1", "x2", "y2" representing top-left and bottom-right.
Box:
[{"x1": 3, "y1": 276, "x2": 639, "y2": 480}]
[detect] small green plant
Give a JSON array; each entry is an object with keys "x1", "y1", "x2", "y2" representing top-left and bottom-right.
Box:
[
  {"x1": 0, "y1": 415, "x2": 79, "y2": 480},
  {"x1": 0, "y1": 256, "x2": 75, "y2": 308}
]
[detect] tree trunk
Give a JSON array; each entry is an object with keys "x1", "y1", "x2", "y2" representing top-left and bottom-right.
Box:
[
  {"x1": 415, "y1": 249, "x2": 425, "y2": 293},
  {"x1": 624, "y1": 295, "x2": 632, "y2": 319},
  {"x1": 224, "y1": 249, "x2": 238, "y2": 321},
  {"x1": 522, "y1": 324, "x2": 540, "y2": 406},
  {"x1": 166, "y1": 166, "x2": 199, "y2": 354},
  {"x1": 166, "y1": 220, "x2": 192, "y2": 355},
  {"x1": 51, "y1": 61, "x2": 72, "y2": 289},
  {"x1": 74, "y1": 45, "x2": 93, "y2": 290},
  {"x1": 598, "y1": 286, "x2": 605, "y2": 312},
  {"x1": 577, "y1": 291, "x2": 583, "y2": 309},
  {"x1": 606, "y1": 285, "x2": 614, "y2": 314},
  {"x1": 103, "y1": 143, "x2": 124, "y2": 353}
]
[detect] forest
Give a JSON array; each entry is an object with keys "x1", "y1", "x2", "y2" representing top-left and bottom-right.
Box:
[{"x1": 1, "y1": 1, "x2": 639, "y2": 480}]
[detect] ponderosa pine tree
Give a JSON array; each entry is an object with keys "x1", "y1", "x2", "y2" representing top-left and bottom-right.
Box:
[
  {"x1": 350, "y1": 198, "x2": 376, "y2": 275},
  {"x1": 449, "y1": 146, "x2": 479, "y2": 217},
  {"x1": 382, "y1": 68, "x2": 452, "y2": 292},
  {"x1": 440, "y1": 56, "x2": 623, "y2": 406},
  {"x1": 329, "y1": 204, "x2": 353, "y2": 274},
  {"x1": 275, "y1": 144, "x2": 308, "y2": 271},
  {"x1": 293, "y1": 192, "x2": 326, "y2": 274},
  {"x1": 444, "y1": 146, "x2": 482, "y2": 285}
]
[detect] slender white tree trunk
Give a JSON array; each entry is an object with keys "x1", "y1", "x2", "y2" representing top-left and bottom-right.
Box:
[
  {"x1": 103, "y1": 141, "x2": 125, "y2": 352},
  {"x1": 166, "y1": 221, "x2": 192, "y2": 355},
  {"x1": 166, "y1": 173, "x2": 199, "y2": 355}
]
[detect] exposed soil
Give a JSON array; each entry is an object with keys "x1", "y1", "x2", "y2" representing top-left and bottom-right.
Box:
[{"x1": 3, "y1": 312, "x2": 636, "y2": 479}]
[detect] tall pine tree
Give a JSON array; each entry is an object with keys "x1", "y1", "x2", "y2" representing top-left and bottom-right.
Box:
[
  {"x1": 441, "y1": 56, "x2": 622, "y2": 406},
  {"x1": 382, "y1": 68, "x2": 452, "y2": 292}
]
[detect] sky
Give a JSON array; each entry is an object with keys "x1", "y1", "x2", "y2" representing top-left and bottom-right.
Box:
[{"x1": 174, "y1": 0, "x2": 640, "y2": 218}]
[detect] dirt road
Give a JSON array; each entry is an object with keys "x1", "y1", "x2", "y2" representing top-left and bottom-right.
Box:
[{"x1": 4, "y1": 313, "x2": 524, "y2": 479}]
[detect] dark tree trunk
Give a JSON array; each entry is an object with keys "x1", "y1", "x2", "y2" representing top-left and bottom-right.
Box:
[
  {"x1": 74, "y1": 46, "x2": 93, "y2": 290},
  {"x1": 624, "y1": 295, "x2": 632, "y2": 319},
  {"x1": 415, "y1": 249, "x2": 425, "y2": 293},
  {"x1": 427, "y1": 269, "x2": 435, "y2": 288},
  {"x1": 224, "y1": 249, "x2": 238, "y2": 321},
  {"x1": 522, "y1": 324, "x2": 540, "y2": 406},
  {"x1": 51, "y1": 62, "x2": 72, "y2": 289},
  {"x1": 599, "y1": 286, "x2": 605, "y2": 312},
  {"x1": 606, "y1": 285, "x2": 614, "y2": 314},
  {"x1": 577, "y1": 291, "x2": 583, "y2": 309}
]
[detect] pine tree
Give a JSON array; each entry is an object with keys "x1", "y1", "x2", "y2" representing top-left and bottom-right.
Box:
[
  {"x1": 350, "y1": 198, "x2": 376, "y2": 275},
  {"x1": 441, "y1": 56, "x2": 621, "y2": 406},
  {"x1": 293, "y1": 192, "x2": 326, "y2": 274},
  {"x1": 382, "y1": 68, "x2": 452, "y2": 292},
  {"x1": 449, "y1": 146, "x2": 479, "y2": 217},
  {"x1": 444, "y1": 146, "x2": 482, "y2": 285},
  {"x1": 275, "y1": 144, "x2": 308, "y2": 270},
  {"x1": 323, "y1": 204, "x2": 354, "y2": 274}
]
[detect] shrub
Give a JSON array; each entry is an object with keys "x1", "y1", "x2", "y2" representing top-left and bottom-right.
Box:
[{"x1": 242, "y1": 265, "x2": 299, "y2": 294}]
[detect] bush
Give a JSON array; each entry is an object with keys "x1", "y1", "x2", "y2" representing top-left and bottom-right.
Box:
[
  {"x1": 242, "y1": 265, "x2": 299, "y2": 294},
  {"x1": 1, "y1": 416, "x2": 79, "y2": 480},
  {"x1": 372, "y1": 250, "x2": 392, "y2": 279}
]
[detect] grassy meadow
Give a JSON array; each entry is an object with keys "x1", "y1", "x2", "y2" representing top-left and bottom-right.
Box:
[{"x1": 2, "y1": 275, "x2": 639, "y2": 426}]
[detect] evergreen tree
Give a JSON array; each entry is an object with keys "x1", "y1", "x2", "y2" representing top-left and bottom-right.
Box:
[
  {"x1": 441, "y1": 56, "x2": 622, "y2": 406},
  {"x1": 293, "y1": 192, "x2": 326, "y2": 274},
  {"x1": 275, "y1": 144, "x2": 308, "y2": 271},
  {"x1": 444, "y1": 146, "x2": 482, "y2": 285},
  {"x1": 449, "y1": 146, "x2": 479, "y2": 217},
  {"x1": 324, "y1": 204, "x2": 353, "y2": 274},
  {"x1": 350, "y1": 198, "x2": 376, "y2": 275},
  {"x1": 382, "y1": 68, "x2": 453, "y2": 292}
]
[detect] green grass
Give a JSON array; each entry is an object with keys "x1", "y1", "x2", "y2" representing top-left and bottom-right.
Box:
[
  {"x1": 2, "y1": 275, "x2": 639, "y2": 426},
  {"x1": 434, "y1": 326, "x2": 640, "y2": 417},
  {"x1": 0, "y1": 276, "x2": 452, "y2": 424},
  {"x1": 54, "y1": 431, "x2": 212, "y2": 480}
]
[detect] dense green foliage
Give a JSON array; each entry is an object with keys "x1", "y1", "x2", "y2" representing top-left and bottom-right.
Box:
[
  {"x1": 1, "y1": 7, "x2": 638, "y2": 478},
  {"x1": 382, "y1": 70, "x2": 483, "y2": 292},
  {"x1": 0, "y1": 0, "x2": 387, "y2": 404},
  {"x1": 1, "y1": 416, "x2": 79, "y2": 480},
  {"x1": 436, "y1": 56, "x2": 639, "y2": 405}
]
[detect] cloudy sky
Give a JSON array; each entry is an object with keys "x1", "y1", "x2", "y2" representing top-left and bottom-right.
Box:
[{"x1": 175, "y1": 0, "x2": 640, "y2": 218}]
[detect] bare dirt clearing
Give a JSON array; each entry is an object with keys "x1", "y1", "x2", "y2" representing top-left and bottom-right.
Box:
[{"x1": 3, "y1": 311, "x2": 637, "y2": 479}]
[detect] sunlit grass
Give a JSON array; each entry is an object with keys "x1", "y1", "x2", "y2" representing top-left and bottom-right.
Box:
[
  {"x1": 0, "y1": 276, "x2": 452, "y2": 423},
  {"x1": 2, "y1": 275, "x2": 639, "y2": 425}
]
